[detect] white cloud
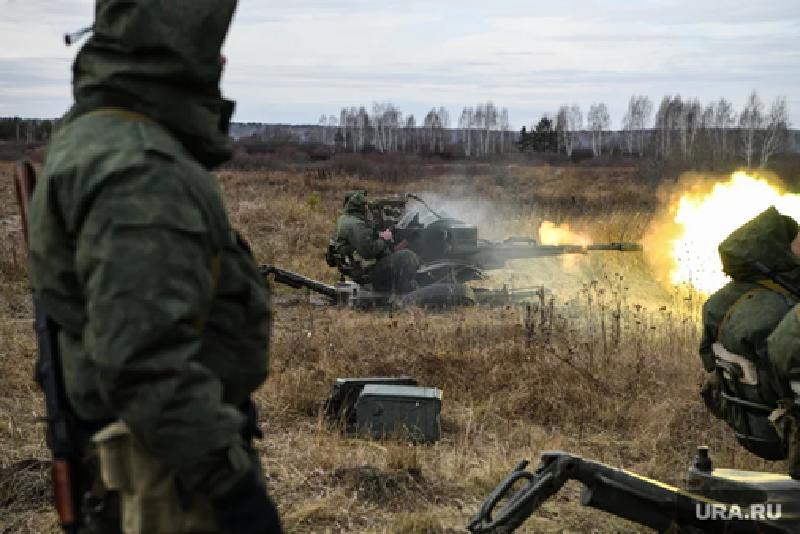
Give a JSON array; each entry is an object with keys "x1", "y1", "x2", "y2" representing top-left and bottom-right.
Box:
[{"x1": 0, "y1": 0, "x2": 797, "y2": 129}]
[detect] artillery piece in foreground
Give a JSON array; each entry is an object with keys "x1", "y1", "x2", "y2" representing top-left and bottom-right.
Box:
[
  {"x1": 467, "y1": 447, "x2": 800, "y2": 533},
  {"x1": 263, "y1": 193, "x2": 644, "y2": 309}
]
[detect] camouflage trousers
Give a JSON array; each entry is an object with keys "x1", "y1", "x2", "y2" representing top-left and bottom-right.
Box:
[{"x1": 370, "y1": 249, "x2": 422, "y2": 294}]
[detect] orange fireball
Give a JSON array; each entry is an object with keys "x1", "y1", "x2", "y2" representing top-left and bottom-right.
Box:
[{"x1": 649, "y1": 172, "x2": 800, "y2": 295}]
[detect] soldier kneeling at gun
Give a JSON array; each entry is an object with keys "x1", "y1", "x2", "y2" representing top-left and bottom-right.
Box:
[{"x1": 328, "y1": 190, "x2": 422, "y2": 294}]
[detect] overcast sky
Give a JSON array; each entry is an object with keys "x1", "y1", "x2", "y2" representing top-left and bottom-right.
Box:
[{"x1": 2, "y1": 0, "x2": 798, "y2": 129}]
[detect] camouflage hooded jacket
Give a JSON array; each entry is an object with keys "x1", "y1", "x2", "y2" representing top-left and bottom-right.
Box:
[
  {"x1": 331, "y1": 191, "x2": 392, "y2": 269},
  {"x1": 769, "y1": 304, "x2": 800, "y2": 397},
  {"x1": 700, "y1": 207, "x2": 800, "y2": 387},
  {"x1": 26, "y1": 0, "x2": 272, "y2": 499}
]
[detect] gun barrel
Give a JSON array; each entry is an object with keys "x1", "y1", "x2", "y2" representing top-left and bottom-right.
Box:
[
  {"x1": 586, "y1": 242, "x2": 644, "y2": 252},
  {"x1": 476, "y1": 241, "x2": 642, "y2": 270},
  {"x1": 260, "y1": 265, "x2": 341, "y2": 301}
]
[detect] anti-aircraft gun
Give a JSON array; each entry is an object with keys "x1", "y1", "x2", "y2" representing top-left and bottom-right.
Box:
[
  {"x1": 369, "y1": 193, "x2": 643, "y2": 273},
  {"x1": 467, "y1": 447, "x2": 800, "y2": 534},
  {"x1": 366, "y1": 193, "x2": 643, "y2": 282},
  {"x1": 262, "y1": 193, "x2": 644, "y2": 310}
]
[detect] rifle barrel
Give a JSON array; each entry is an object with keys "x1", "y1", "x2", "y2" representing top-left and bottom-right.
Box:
[
  {"x1": 13, "y1": 160, "x2": 80, "y2": 533},
  {"x1": 13, "y1": 160, "x2": 35, "y2": 247},
  {"x1": 751, "y1": 261, "x2": 800, "y2": 298}
]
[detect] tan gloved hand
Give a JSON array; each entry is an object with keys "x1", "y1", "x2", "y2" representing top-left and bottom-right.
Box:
[{"x1": 393, "y1": 239, "x2": 408, "y2": 252}]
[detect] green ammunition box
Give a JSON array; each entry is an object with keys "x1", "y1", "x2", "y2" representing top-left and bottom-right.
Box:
[
  {"x1": 324, "y1": 377, "x2": 418, "y2": 430},
  {"x1": 355, "y1": 384, "x2": 442, "y2": 443}
]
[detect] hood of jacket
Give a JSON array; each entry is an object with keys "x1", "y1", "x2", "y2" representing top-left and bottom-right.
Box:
[
  {"x1": 344, "y1": 190, "x2": 370, "y2": 216},
  {"x1": 719, "y1": 206, "x2": 800, "y2": 285},
  {"x1": 64, "y1": 0, "x2": 238, "y2": 169}
]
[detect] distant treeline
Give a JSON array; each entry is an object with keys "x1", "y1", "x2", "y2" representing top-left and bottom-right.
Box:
[
  {"x1": 0, "y1": 117, "x2": 55, "y2": 142},
  {"x1": 232, "y1": 90, "x2": 796, "y2": 172},
  {"x1": 4, "y1": 89, "x2": 796, "y2": 172}
]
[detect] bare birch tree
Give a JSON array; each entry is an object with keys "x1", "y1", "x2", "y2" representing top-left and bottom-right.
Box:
[
  {"x1": 587, "y1": 102, "x2": 610, "y2": 156},
  {"x1": 637, "y1": 96, "x2": 653, "y2": 156},
  {"x1": 460, "y1": 107, "x2": 474, "y2": 157},
  {"x1": 483, "y1": 102, "x2": 498, "y2": 154},
  {"x1": 437, "y1": 106, "x2": 450, "y2": 152},
  {"x1": 555, "y1": 105, "x2": 568, "y2": 154},
  {"x1": 405, "y1": 114, "x2": 416, "y2": 153},
  {"x1": 339, "y1": 108, "x2": 349, "y2": 150},
  {"x1": 655, "y1": 95, "x2": 683, "y2": 158},
  {"x1": 714, "y1": 98, "x2": 736, "y2": 157},
  {"x1": 562, "y1": 104, "x2": 582, "y2": 157},
  {"x1": 678, "y1": 98, "x2": 702, "y2": 158},
  {"x1": 759, "y1": 96, "x2": 789, "y2": 168},
  {"x1": 499, "y1": 107, "x2": 510, "y2": 153},
  {"x1": 327, "y1": 115, "x2": 337, "y2": 146},
  {"x1": 621, "y1": 97, "x2": 636, "y2": 155},
  {"x1": 318, "y1": 114, "x2": 328, "y2": 144},
  {"x1": 739, "y1": 90, "x2": 762, "y2": 168}
]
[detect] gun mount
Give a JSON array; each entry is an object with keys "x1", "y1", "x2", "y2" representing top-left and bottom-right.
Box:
[
  {"x1": 260, "y1": 264, "x2": 548, "y2": 310},
  {"x1": 369, "y1": 194, "x2": 643, "y2": 279},
  {"x1": 467, "y1": 447, "x2": 800, "y2": 534},
  {"x1": 264, "y1": 193, "x2": 643, "y2": 310}
]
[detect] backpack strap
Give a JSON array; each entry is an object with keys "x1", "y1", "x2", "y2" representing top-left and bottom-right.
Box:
[
  {"x1": 715, "y1": 280, "x2": 799, "y2": 343},
  {"x1": 717, "y1": 287, "x2": 767, "y2": 340},
  {"x1": 756, "y1": 279, "x2": 800, "y2": 301}
]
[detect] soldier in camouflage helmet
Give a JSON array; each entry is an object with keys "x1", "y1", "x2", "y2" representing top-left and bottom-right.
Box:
[
  {"x1": 26, "y1": 1, "x2": 283, "y2": 533},
  {"x1": 698, "y1": 206, "x2": 800, "y2": 471},
  {"x1": 330, "y1": 190, "x2": 422, "y2": 294}
]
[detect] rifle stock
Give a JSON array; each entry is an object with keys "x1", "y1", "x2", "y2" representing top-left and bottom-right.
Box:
[{"x1": 13, "y1": 160, "x2": 80, "y2": 533}]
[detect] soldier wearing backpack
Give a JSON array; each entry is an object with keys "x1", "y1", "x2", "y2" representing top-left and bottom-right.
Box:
[{"x1": 699, "y1": 206, "x2": 800, "y2": 475}]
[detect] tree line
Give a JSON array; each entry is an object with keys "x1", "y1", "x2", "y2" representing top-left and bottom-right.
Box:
[
  {"x1": 0, "y1": 117, "x2": 55, "y2": 142},
  {"x1": 314, "y1": 89, "x2": 791, "y2": 169},
  {"x1": 3, "y1": 89, "x2": 792, "y2": 170}
]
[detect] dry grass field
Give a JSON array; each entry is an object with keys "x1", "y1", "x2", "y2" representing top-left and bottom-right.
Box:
[{"x1": 0, "y1": 159, "x2": 781, "y2": 533}]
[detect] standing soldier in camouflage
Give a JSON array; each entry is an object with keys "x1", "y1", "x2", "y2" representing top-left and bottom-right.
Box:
[
  {"x1": 26, "y1": 1, "x2": 284, "y2": 533},
  {"x1": 698, "y1": 206, "x2": 800, "y2": 475},
  {"x1": 328, "y1": 190, "x2": 422, "y2": 294},
  {"x1": 767, "y1": 303, "x2": 800, "y2": 479}
]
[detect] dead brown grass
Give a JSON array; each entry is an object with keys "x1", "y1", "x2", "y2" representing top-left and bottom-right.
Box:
[{"x1": 0, "y1": 163, "x2": 777, "y2": 533}]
